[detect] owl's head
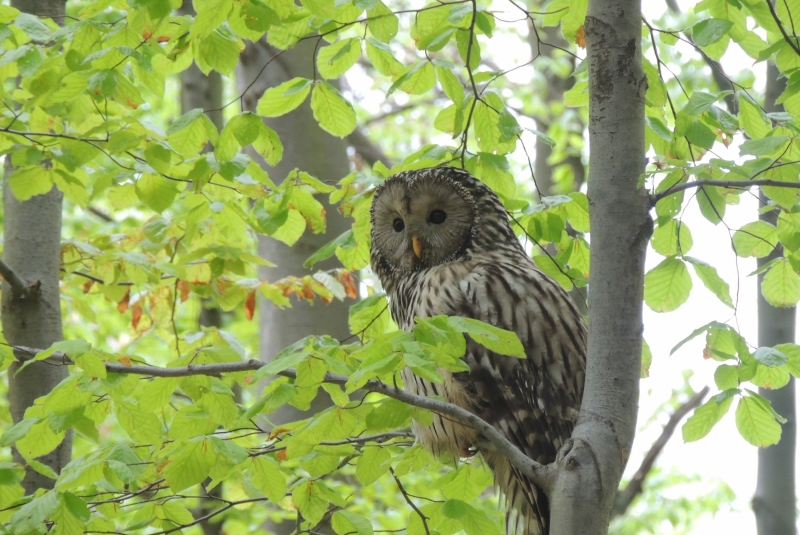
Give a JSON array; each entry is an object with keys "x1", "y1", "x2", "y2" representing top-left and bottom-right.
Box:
[{"x1": 370, "y1": 168, "x2": 479, "y2": 276}]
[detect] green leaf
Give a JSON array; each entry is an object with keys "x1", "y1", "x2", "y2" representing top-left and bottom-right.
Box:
[
  {"x1": 167, "y1": 108, "x2": 219, "y2": 156},
  {"x1": 367, "y1": 2, "x2": 399, "y2": 43},
  {"x1": 9, "y1": 165, "x2": 53, "y2": 201},
  {"x1": 696, "y1": 186, "x2": 726, "y2": 224},
  {"x1": 753, "y1": 346, "x2": 789, "y2": 367},
  {"x1": 651, "y1": 219, "x2": 693, "y2": 256},
  {"x1": 532, "y1": 254, "x2": 573, "y2": 291},
  {"x1": 736, "y1": 394, "x2": 782, "y2": 447},
  {"x1": 0, "y1": 418, "x2": 38, "y2": 447},
  {"x1": 15, "y1": 12, "x2": 52, "y2": 41},
  {"x1": 332, "y1": 510, "x2": 374, "y2": 535},
  {"x1": 714, "y1": 364, "x2": 739, "y2": 390},
  {"x1": 135, "y1": 174, "x2": 178, "y2": 214},
  {"x1": 164, "y1": 440, "x2": 216, "y2": 492},
  {"x1": 684, "y1": 256, "x2": 733, "y2": 308},
  {"x1": 692, "y1": 18, "x2": 734, "y2": 46},
  {"x1": 117, "y1": 401, "x2": 162, "y2": 444},
  {"x1": 644, "y1": 257, "x2": 693, "y2": 312},
  {"x1": 761, "y1": 259, "x2": 800, "y2": 307},
  {"x1": 10, "y1": 490, "x2": 59, "y2": 532},
  {"x1": 249, "y1": 456, "x2": 286, "y2": 503},
  {"x1": 739, "y1": 94, "x2": 771, "y2": 138},
  {"x1": 356, "y1": 444, "x2": 392, "y2": 485},
  {"x1": 292, "y1": 479, "x2": 329, "y2": 525},
  {"x1": 310, "y1": 81, "x2": 356, "y2": 138},
  {"x1": 366, "y1": 39, "x2": 404, "y2": 77},
  {"x1": 196, "y1": 29, "x2": 240, "y2": 75},
  {"x1": 739, "y1": 135, "x2": 790, "y2": 157},
  {"x1": 732, "y1": 220, "x2": 778, "y2": 258},
  {"x1": 682, "y1": 394, "x2": 733, "y2": 442},
  {"x1": 256, "y1": 78, "x2": 312, "y2": 118},
  {"x1": 442, "y1": 498, "x2": 469, "y2": 519},
  {"x1": 349, "y1": 293, "x2": 392, "y2": 340},
  {"x1": 317, "y1": 38, "x2": 361, "y2": 79},
  {"x1": 446, "y1": 316, "x2": 526, "y2": 358}
]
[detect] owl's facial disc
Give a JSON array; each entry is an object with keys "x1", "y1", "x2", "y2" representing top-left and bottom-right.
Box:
[{"x1": 372, "y1": 177, "x2": 474, "y2": 271}]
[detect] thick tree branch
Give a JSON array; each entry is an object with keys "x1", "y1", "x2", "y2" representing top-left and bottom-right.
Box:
[
  {"x1": 653, "y1": 178, "x2": 800, "y2": 204},
  {"x1": 611, "y1": 386, "x2": 710, "y2": 517},
  {"x1": 0, "y1": 259, "x2": 35, "y2": 299},
  {"x1": 11, "y1": 345, "x2": 555, "y2": 489}
]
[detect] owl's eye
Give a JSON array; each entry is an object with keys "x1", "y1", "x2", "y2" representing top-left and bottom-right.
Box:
[
  {"x1": 392, "y1": 218, "x2": 405, "y2": 232},
  {"x1": 429, "y1": 210, "x2": 447, "y2": 224}
]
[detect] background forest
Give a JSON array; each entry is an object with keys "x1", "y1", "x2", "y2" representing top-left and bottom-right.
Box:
[{"x1": 1, "y1": 0, "x2": 800, "y2": 534}]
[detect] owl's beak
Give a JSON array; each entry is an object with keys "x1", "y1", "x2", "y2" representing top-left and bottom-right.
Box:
[{"x1": 411, "y1": 235, "x2": 423, "y2": 258}]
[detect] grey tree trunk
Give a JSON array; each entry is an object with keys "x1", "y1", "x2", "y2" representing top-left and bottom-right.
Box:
[
  {"x1": 3, "y1": 0, "x2": 68, "y2": 494},
  {"x1": 753, "y1": 61, "x2": 796, "y2": 535},
  {"x1": 548, "y1": 1, "x2": 649, "y2": 533},
  {"x1": 237, "y1": 37, "x2": 351, "y2": 533},
  {"x1": 178, "y1": 4, "x2": 226, "y2": 534}
]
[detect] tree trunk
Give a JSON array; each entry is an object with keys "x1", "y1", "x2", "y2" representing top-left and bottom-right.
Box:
[
  {"x1": 549, "y1": 1, "x2": 649, "y2": 533},
  {"x1": 178, "y1": 4, "x2": 227, "y2": 534},
  {"x1": 237, "y1": 37, "x2": 352, "y2": 534},
  {"x1": 753, "y1": 61, "x2": 796, "y2": 535},
  {"x1": 3, "y1": 0, "x2": 68, "y2": 494}
]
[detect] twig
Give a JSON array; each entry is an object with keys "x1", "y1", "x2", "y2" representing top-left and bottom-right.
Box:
[
  {"x1": 766, "y1": 0, "x2": 800, "y2": 59},
  {"x1": 653, "y1": 178, "x2": 800, "y2": 204},
  {"x1": 611, "y1": 386, "x2": 710, "y2": 517},
  {"x1": 0, "y1": 259, "x2": 34, "y2": 299},
  {"x1": 11, "y1": 344, "x2": 553, "y2": 489},
  {"x1": 390, "y1": 467, "x2": 430, "y2": 535}
]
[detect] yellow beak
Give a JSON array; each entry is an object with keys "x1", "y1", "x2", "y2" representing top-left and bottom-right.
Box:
[{"x1": 412, "y1": 235, "x2": 423, "y2": 258}]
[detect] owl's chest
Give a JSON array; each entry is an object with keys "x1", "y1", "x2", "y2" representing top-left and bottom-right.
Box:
[
  {"x1": 388, "y1": 263, "x2": 472, "y2": 330},
  {"x1": 387, "y1": 264, "x2": 479, "y2": 457}
]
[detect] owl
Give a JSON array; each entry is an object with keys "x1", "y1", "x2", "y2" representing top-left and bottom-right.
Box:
[{"x1": 369, "y1": 167, "x2": 587, "y2": 535}]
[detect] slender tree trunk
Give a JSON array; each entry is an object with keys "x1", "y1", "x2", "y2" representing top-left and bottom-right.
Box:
[
  {"x1": 753, "y1": 61, "x2": 796, "y2": 535},
  {"x1": 549, "y1": 1, "x2": 649, "y2": 532},
  {"x1": 3, "y1": 0, "x2": 68, "y2": 494},
  {"x1": 237, "y1": 37, "x2": 351, "y2": 534},
  {"x1": 178, "y1": 4, "x2": 227, "y2": 533}
]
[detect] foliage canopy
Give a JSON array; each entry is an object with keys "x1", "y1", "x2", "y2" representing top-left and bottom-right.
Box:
[{"x1": 2, "y1": 0, "x2": 800, "y2": 533}]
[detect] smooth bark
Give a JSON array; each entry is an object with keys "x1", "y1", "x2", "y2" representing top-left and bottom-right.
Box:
[
  {"x1": 753, "y1": 61, "x2": 796, "y2": 535},
  {"x1": 549, "y1": 1, "x2": 649, "y2": 533},
  {"x1": 178, "y1": 3, "x2": 226, "y2": 533},
  {"x1": 237, "y1": 37, "x2": 352, "y2": 533},
  {"x1": 3, "y1": 0, "x2": 68, "y2": 494}
]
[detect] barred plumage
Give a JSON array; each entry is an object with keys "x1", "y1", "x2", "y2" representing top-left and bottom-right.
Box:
[{"x1": 370, "y1": 167, "x2": 587, "y2": 535}]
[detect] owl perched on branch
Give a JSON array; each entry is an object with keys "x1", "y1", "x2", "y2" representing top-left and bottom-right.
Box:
[{"x1": 370, "y1": 167, "x2": 587, "y2": 535}]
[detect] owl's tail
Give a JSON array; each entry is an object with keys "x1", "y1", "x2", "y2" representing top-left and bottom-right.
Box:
[{"x1": 484, "y1": 451, "x2": 548, "y2": 535}]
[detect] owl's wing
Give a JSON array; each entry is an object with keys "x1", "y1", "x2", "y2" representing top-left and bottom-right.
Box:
[{"x1": 455, "y1": 260, "x2": 587, "y2": 464}]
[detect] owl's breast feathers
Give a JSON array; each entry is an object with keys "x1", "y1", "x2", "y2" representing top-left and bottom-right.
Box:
[{"x1": 389, "y1": 252, "x2": 586, "y2": 461}]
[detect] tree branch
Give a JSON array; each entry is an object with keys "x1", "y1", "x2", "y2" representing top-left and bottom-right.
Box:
[
  {"x1": 11, "y1": 345, "x2": 554, "y2": 489},
  {"x1": 0, "y1": 259, "x2": 35, "y2": 299},
  {"x1": 611, "y1": 386, "x2": 709, "y2": 517},
  {"x1": 653, "y1": 178, "x2": 800, "y2": 204},
  {"x1": 766, "y1": 0, "x2": 800, "y2": 60}
]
